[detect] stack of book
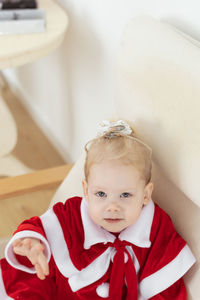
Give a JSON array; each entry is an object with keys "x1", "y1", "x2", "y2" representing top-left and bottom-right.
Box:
[{"x1": 0, "y1": 0, "x2": 46, "y2": 34}]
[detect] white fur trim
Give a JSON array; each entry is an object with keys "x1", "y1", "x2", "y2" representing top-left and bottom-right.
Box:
[
  {"x1": 110, "y1": 246, "x2": 140, "y2": 273},
  {"x1": 82, "y1": 197, "x2": 154, "y2": 249},
  {"x1": 69, "y1": 247, "x2": 113, "y2": 291},
  {"x1": 40, "y1": 205, "x2": 141, "y2": 292},
  {"x1": 119, "y1": 199, "x2": 154, "y2": 248},
  {"x1": 139, "y1": 244, "x2": 196, "y2": 298},
  {"x1": 96, "y1": 282, "x2": 109, "y2": 298},
  {"x1": 126, "y1": 246, "x2": 140, "y2": 273},
  {"x1": 40, "y1": 208, "x2": 79, "y2": 277},
  {"x1": 124, "y1": 252, "x2": 128, "y2": 263},
  {"x1": 95, "y1": 247, "x2": 140, "y2": 298},
  {"x1": 137, "y1": 293, "x2": 147, "y2": 300},
  {"x1": 0, "y1": 265, "x2": 14, "y2": 299},
  {"x1": 41, "y1": 207, "x2": 113, "y2": 291},
  {"x1": 81, "y1": 198, "x2": 115, "y2": 249},
  {"x1": 5, "y1": 230, "x2": 51, "y2": 274}
]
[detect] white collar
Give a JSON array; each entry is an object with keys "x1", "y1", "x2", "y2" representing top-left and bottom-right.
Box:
[{"x1": 81, "y1": 198, "x2": 155, "y2": 249}]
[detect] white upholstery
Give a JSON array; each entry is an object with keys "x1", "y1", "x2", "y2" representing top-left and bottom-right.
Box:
[
  {"x1": 116, "y1": 15, "x2": 200, "y2": 208},
  {"x1": 49, "y1": 153, "x2": 85, "y2": 208},
  {"x1": 115, "y1": 15, "x2": 200, "y2": 298},
  {"x1": 50, "y1": 16, "x2": 200, "y2": 299}
]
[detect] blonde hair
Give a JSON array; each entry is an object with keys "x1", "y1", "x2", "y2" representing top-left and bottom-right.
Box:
[{"x1": 84, "y1": 122, "x2": 152, "y2": 184}]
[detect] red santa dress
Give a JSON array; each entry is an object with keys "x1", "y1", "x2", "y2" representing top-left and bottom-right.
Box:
[{"x1": 0, "y1": 196, "x2": 196, "y2": 300}]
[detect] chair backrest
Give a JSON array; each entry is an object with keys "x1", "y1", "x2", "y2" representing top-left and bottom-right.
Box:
[
  {"x1": 115, "y1": 15, "x2": 200, "y2": 208},
  {"x1": 50, "y1": 15, "x2": 200, "y2": 299},
  {"x1": 115, "y1": 15, "x2": 200, "y2": 299},
  {"x1": 50, "y1": 153, "x2": 85, "y2": 207}
]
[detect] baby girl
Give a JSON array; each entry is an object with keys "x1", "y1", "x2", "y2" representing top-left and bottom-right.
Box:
[{"x1": 0, "y1": 120, "x2": 196, "y2": 299}]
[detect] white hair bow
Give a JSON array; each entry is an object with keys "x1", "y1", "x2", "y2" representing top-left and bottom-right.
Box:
[{"x1": 97, "y1": 120, "x2": 132, "y2": 137}]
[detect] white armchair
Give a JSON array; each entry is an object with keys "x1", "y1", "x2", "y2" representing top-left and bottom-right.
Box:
[
  {"x1": 0, "y1": 15, "x2": 199, "y2": 299},
  {"x1": 50, "y1": 16, "x2": 200, "y2": 299}
]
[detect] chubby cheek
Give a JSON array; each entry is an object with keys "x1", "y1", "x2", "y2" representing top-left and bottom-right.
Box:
[
  {"x1": 126, "y1": 206, "x2": 142, "y2": 224},
  {"x1": 88, "y1": 203, "x2": 103, "y2": 224}
]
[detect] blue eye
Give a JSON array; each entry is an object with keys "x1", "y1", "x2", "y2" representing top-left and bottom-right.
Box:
[
  {"x1": 96, "y1": 191, "x2": 107, "y2": 198},
  {"x1": 120, "y1": 192, "x2": 132, "y2": 198}
]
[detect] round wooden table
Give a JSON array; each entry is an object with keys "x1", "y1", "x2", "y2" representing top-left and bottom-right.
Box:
[
  {"x1": 0, "y1": 0, "x2": 68, "y2": 175},
  {"x1": 0, "y1": 0, "x2": 69, "y2": 68}
]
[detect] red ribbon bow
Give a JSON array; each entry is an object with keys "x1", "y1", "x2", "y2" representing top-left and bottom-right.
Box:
[{"x1": 108, "y1": 239, "x2": 137, "y2": 300}]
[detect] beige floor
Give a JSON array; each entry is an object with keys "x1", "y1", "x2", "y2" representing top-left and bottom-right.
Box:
[{"x1": 0, "y1": 84, "x2": 66, "y2": 238}]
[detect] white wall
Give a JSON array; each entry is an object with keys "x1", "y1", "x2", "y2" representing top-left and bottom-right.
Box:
[{"x1": 3, "y1": 0, "x2": 200, "y2": 162}]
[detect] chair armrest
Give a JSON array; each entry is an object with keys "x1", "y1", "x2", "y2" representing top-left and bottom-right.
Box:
[{"x1": 0, "y1": 164, "x2": 73, "y2": 200}]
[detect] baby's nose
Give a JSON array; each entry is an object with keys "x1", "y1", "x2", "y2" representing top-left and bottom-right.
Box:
[{"x1": 106, "y1": 201, "x2": 120, "y2": 212}]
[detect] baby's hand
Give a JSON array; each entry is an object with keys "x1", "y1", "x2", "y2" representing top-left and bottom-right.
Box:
[{"x1": 12, "y1": 238, "x2": 49, "y2": 280}]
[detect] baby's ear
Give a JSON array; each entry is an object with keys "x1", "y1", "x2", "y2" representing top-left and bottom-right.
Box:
[
  {"x1": 144, "y1": 182, "x2": 154, "y2": 205},
  {"x1": 82, "y1": 179, "x2": 89, "y2": 201}
]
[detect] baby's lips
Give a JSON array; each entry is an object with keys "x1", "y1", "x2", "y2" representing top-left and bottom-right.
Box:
[
  {"x1": 104, "y1": 218, "x2": 123, "y2": 223},
  {"x1": 103, "y1": 215, "x2": 123, "y2": 220}
]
